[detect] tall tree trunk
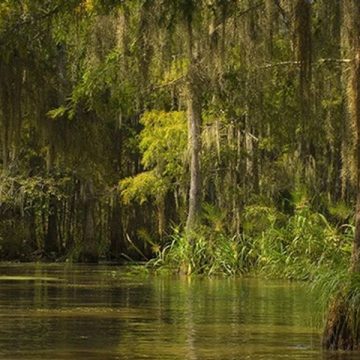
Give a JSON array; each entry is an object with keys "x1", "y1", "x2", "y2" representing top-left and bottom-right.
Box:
[
  {"x1": 294, "y1": 0, "x2": 312, "y2": 173},
  {"x1": 110, "y1": 193, "x2": 125, "y2": 260},
  {"x1": 26, "y1": 207, "x2": 38, "y2": 256},
  {"x1": 81, "y1": 179, "x2": 98, "y2": 263},
  {"x1": 322, "y1": 0, "x2": 360, "y2": 350},
  {"x1": 351, "y1": 52, "x2": 360, "y2": 273},
  {"x1": 2, "y1": 118, "x2": 9, "y2": 170},
  {"x1": 44, "y1": 145, "x2": 59, "y2": 257},
  {"x1": 45, "y1": 196, "x2": 59, "y2": 255},
  {"x1": 185, "y1": 21, "x2": 202, "y2": 233},
  {"x1": 157, "y1": 194, "x2": 166, "y2": 238},
  {"x1": 341, "y1": 1, "x2": 360, "y2": 269},
  {"x1": 0, "y1": 73, "x2": 10, "y2": 170},
  {"x1": 43, "y1": 41, "x2": 66, "y2": 258}
]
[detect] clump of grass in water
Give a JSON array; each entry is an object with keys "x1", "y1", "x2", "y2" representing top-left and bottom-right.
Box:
[
  {"x1": 148, "y1": 227, "x2": 255, "y2": 275},
  {"x1": 312, "y1": 267, "x2": 360, "y2": 350},
  {"x1": 149, "y1": 203, "x2": 353, "y2": 279},
  {"x1": 245, "y1": 204, "x2": 353, "y2": 280}
]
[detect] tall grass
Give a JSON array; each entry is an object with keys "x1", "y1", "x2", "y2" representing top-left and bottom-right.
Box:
[
  {"x1": 312, "y1": 268, "x2": 360, "y2": 349},
  {"x1": 148, "y1": 227, "x2": 255, "y2": 275},
  {"x1": 248, "y1": 205, "x2": 353, "y2": 280},
  {"x1": 149, "y1": 201, "x2": 353, "y2": 278}
]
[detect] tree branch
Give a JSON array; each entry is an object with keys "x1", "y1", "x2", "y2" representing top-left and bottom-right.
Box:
[{"x1": 259, "y1": 58, "x2": 352, "y2": 69}]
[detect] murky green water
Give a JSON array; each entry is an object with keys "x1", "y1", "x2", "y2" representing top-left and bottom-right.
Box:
[{"x1": 0, "y1": 264, "x2": 358, "y2": 360}]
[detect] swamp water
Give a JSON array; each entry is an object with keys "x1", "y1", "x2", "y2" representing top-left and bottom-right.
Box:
[{"x1": 0, "y1": 263, "x2": 358, "y2": 360}]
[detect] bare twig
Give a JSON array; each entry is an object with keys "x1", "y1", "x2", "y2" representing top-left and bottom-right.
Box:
[{"x1": 259, "y1": 58, "x2": 352, "y2": 69}]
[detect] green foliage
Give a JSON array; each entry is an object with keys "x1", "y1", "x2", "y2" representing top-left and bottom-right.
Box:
[
  {"x1": 328, "y1": 201, "x2": 353, "y2": 223},
  {"x1": 245, "y1": 204, "x2": 353, "y2": 280},
  {"x1": 0, "y1": 0, "x2": 357, "y2": 279},
  {"x1": 119, "y1": 110, "x2": 187, "y2": 207},
  {"x1": 47, "y1": 105, "x2": 69, "y2": 120},
  {"x1": 151, "y1": 202, "x2": 353, "y2": 280},
  {"x1": 0, "y1": 174, "x2": 74, "y2": 260},
  {"x1": 140, "y1": 110, "x2": 187, "y2": 176},
  {"x1": 311, "y1": 267, "x2": 350, "y2": 315},
  {"x1": 0, "y1": 175, "x2": 72, "y2": 208},
  {"x1": 120, "y1": 171, "x2": 168, "y2": 204},
  {"x1": 161, "y1": 58, "x2": 188, "y2": 85},
  {"x1": 149, "y1": 227, "x2": 253, "y2": 276}
]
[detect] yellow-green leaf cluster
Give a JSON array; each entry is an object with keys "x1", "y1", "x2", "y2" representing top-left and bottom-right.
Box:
[
  {"x1": 120, "y1": 171, "x2": 168, "y2": 205},
  {"x1": 140, "y1": 110, "x2": 187, "y2": 177}
]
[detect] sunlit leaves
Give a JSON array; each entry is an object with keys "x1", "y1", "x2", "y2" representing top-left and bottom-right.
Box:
[
  {"x1": 140, "y1": 110, "x2": 187, "y2": 175},
  {"x1": 120, "y1": 170, "x2": 168, "y2": 204},
  {"x1": 119, "y1": 111, "x2": 187, "y2": 205},
  {"x1": 47, "y1": 106, "x2": 68, "y2": 120}
]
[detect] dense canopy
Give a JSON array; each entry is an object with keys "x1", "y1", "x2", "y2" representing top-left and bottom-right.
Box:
[{"x1": 0, "y1": 0, "x2": 350, "y2": 261}]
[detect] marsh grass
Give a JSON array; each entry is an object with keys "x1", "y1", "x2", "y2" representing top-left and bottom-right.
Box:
[
  {"x1": 252, "y1": 207, "x2": 352, "y2": 280},
  {"x1": 149, "y1": 204, "x2": 353, "y2": 279},
  {"x1": 148, "y1": 228, "x2": 253, "y2": 275}
]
